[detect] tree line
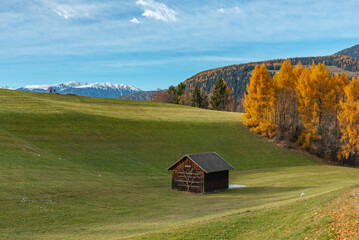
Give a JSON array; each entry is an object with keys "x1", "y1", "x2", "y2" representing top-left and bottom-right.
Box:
[
  {"x1": 151, "y1": 77, "x2": 236, "y2": 111},
  {"x1": 183, "y1": 55, "x2": 359, "y2": 105},
  {"x1": 244, "y1": 60, "x2": 359, "y2": 163}
]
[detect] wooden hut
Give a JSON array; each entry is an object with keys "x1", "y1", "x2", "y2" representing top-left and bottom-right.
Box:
[{"x1": 167, "y1": 152, "x2": 234, "y2": 193}]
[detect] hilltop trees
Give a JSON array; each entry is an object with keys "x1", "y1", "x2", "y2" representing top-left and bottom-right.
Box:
[
  {"x1": 152, "y1": 79, "x2": 232, "y2": 110},
  {"x1": 192, "y1": 84, "x2": 205, "y2": 108},
  {"x1": 175, "y1": 83, "x2": 186, "y2": 104},
  {"x1": 167, "y1": 83, "x2": 186, "y2": 104},
  {"x1": 152, "y1": 83, "x2": 188, "y2": 104},
  {"x1": 244, "y1": 60, "x2": 359, "y2": 163},
  {"x1": 210, "y1": 77, "x2": 234, "y2": 111},
  {"x1": 191, "y1": 83, "x2": 209, "y2": 109}
]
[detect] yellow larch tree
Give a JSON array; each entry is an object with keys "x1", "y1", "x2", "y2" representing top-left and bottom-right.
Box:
[
  {"x1": 244, "y1": 64, "x2": 276, "y2": 138},
  {"x1": 311, "y1": 63, "x2": 337, "y2": 119},
  {"x1": 338, "y1": 77, "x2": 359, "y2": 161},
  {"x1": 295, "y1": 68, "x2": 317, "y2": 149},
  {"x1": 333, "y1": 73, "x2": 350, "y2": 150},
  {"x1": 296, "y1": 63, "x2": 337, "y2": 156},
  {"x1": 293, "y1": 62, "x2": 304, "y2": 79},
  {"x1": 273, "y1": 59, "x2": 298, "y2": 140},
  {"x1": 313, "y1": 64, "x2": 337, "y2": 157},
  {"x1": 335, "y1": 73, "x2": 350, "y2": 103}
]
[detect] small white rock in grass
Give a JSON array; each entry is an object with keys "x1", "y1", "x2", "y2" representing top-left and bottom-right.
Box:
[
  {"x1": 58, "y1": 157, "x2": 62, "y2": 160},
  {"x1": 99, "y1": 174, "x2": 102, "y2": 177},
  {"x1": 300, "y1": 193, "x2": 305, "y2": 197},
  {"x1": 21, "y1": 197, "x2": 31, "y2": 203}
]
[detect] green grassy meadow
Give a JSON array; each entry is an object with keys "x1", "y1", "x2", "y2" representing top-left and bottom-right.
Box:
[{"x1": 0, "y1": 89, "x2": 358, "y2": 239}]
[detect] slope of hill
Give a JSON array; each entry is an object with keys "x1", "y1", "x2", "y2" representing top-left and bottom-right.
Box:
[
  {"x1": 0, "y1": 89, "x2": 358, "y2": 239},
  {"x1": 118, "y1": 90, "x2": 162, "y2": 101},
  {"x1": 17, "y1": 81, "x2": 141, "y2": 98},
  {"x1": 335, "y1": 44, "x2": 359, "y2": 59},
  {"x1": 183, "y1": 55, "x2": 359, "y2": 102}
]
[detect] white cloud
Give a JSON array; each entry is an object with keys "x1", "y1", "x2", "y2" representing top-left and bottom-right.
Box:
[
  {"x1": 136, "y1": 0, "x2": 176, "y2": 22},
  {"x1": 2, "y1": 0, "x2": 359, "y2": 59},
  {"x1": 130, "y1": 17, "x2": 140, "y2": 24},
  {"x1": 217, "y1": 6, "x2": 241, "y2": 14},
  {"x1": 54, "y1": 5, "x2": 76, "y2": 19},
  {"x1": 39, "y1": 1, "x2": 100, "y2": 19}
]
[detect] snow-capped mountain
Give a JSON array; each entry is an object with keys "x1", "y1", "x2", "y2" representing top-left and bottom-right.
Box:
[
  {"x1": 17, "y1": 81, "x2": 142, "y2": 98},
  {"x1": 1, "y1": 85, "x2": 16, "y2": 90}
]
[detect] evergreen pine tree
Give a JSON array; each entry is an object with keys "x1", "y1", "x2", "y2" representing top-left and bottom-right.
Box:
[
  {"x1": 175, "y1": 83, "x2": 186, "y2": 104},
  {"x1": 192, "y1": 84, "x2": 203, "y2": 108},
  {"x1": 210, "y1": 77, "x2": 231, "y2": 111}
]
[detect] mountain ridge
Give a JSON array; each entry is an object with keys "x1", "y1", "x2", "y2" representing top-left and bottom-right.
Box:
[
  {"x1": 16, "y1": 81, "x2": 142, "y2": 99},
  {"x1": 335, "y1": 44, "x2": 359, "y2": 59}
]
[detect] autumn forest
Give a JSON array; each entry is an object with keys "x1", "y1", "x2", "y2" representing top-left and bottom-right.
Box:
[{"x1": 244, "y1": 60, "x2": 359, "y2": 163}]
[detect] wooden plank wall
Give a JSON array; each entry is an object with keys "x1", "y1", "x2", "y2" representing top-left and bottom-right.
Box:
[{"x1": 172, "y1": 157, "x2": 204, "y2": 193}]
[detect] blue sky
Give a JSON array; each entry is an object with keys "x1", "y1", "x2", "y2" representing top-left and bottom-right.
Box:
[{"x1": 1, "y1": 0, "x2": 359, "y2": 90}]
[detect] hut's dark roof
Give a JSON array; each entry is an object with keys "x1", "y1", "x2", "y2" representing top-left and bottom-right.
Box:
[{"x1": 167, "y1": 152, "x2": 234, "y2": 173}]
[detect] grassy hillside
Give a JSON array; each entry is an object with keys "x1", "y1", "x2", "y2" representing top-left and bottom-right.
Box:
[
  {"x1": 140, "y1": 187, "x2": 359, "y2": 239},
  {"x1": 0, "y1": 89, "x2": 358, "y2": 239}
]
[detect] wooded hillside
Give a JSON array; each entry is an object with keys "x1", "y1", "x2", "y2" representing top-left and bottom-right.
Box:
[
  {"x1": 118, "y1": 90, "x2": 161, "y2": 101},
  {"x1": 183, "y1": 55, "x2": 359, "y2": 103},
  {"x1": 335, "y1": 44, "x2": 359, "y2": 59}
]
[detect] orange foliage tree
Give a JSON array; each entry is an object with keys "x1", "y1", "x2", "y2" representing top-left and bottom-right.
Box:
[
  {"x1": 338, "y1": 77, "x2": 359, "y2": 161},
  {"x1": 333, "y1": 73, "x2": 350, "y2": 151},
  {"x1": 296, "y1": 63, "x2": 337, "y2": 157},
  {"x1": 295, "y1": 68, "x2": 316, "y2": 149},
  {"x1": 244, "y1": 64, "x2": 276, "y2": 138},
  {"x1": 273, "y1": 59, "x2": 298, "y2": 140},
  {"x1": 243, "y1": 61, "x2": 356, "y2": 162}
]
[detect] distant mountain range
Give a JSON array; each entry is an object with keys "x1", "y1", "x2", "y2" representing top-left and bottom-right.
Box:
[
  {"x1": 335, "y1": 44, "x2": 359, "y2": 59},
  {"x1": 15, "y1": 81, "x2": 142, "y2": 99}
]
